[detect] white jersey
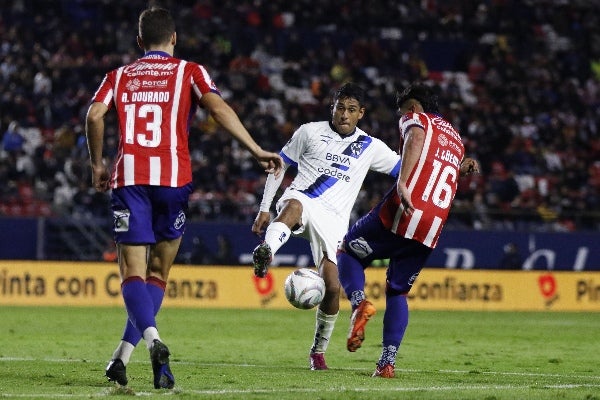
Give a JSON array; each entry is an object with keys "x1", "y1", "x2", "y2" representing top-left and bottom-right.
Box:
[{"x1": 279, "y1": 121, "x2": 400, "y2": 223}]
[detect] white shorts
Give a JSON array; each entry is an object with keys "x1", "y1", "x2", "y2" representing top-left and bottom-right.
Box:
[{"x1": 276, "y1": 189, "x2": 347, "y2": 269}]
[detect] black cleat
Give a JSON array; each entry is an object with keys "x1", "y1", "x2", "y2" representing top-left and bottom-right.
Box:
[
  {"x1": 150, "y1": 339, "x2": 175, "y2": 389},
  {"x1": 105, "y1": 358, "x2": 128, "y2": 386},
  {"x1": 252, "y1": 242, "x2": 272, "y2": 278}
]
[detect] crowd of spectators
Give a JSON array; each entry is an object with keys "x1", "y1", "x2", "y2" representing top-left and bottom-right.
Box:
[{"x1": 1, "y1": 0, "x2": 599, "y2": 232}]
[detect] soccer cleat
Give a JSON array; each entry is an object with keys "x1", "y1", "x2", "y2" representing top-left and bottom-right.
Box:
[
  {"x1": 105, "y1": 358, "x2": 128, "y2": 386},
  {"x1": 309, "y1": 352, "x2": 328, "y2": 370},
  {"x1": 347, "y1": 300, "x2": 376, "y2": 352},
  {"x1": 150, "y1": 339, "x2": 175, "y2": 389},
  {"x1": 372, "y1": 363, "x2": 395, "y2": 378},
  {"x1": 252, "y1": 242, "x2": 272, "y2": 278}
]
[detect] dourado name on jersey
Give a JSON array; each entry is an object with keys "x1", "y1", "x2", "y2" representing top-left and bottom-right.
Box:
[{"x1": 121, "y1": 91, "x2": 171, "y2": 103}]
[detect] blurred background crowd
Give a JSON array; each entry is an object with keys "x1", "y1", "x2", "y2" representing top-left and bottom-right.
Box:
[{"x1": 1, "y1": 0, "x2": 599, "y2": 232}]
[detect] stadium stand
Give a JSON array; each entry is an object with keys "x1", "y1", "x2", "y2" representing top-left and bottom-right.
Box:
[{"x1": 0, "y1": 0, "x2": 599, "y2": 232}]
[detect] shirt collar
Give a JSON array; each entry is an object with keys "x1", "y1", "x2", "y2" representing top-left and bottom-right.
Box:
[{"x1": 143, "y1": 51, "x2": 171, "y2": 58}]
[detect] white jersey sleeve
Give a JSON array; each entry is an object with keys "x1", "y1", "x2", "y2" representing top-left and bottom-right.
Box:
[
  {"x1": 280, "y1": 124, "x2": 309, "y2": 167},
  {"x1": 259, "y1": 163, "x2": 289, "y2": 212},
  {"x1": 368, "y1": 137, "x2": 402, "y2": 177}
]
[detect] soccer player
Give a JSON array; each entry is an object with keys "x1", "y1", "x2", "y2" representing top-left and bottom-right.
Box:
[
  {"x1": 251, "y1": 82, "x2": 401, "y2": 370},
  {"x1": 85, "y1": 7, "x2": 282, "y2": 389},
  {"x1": 337, "y1": 83, "x2": 480, "y2": 378}
]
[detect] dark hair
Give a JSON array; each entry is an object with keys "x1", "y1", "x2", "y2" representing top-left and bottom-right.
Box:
[
  {"x1": 396, "y1": 83, "x2": 439, "y2": 113},
  {"x1": 333, "y1": 82, "x2": 366, "y2": 106},
  {"x1": 138, "y1": 7, "x2": 175, "y2": 47}
]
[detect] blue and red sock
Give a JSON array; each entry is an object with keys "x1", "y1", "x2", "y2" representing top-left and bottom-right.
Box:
[
  {"x1": 379, "y1": 294, "x2": 408, "y2": 366},
  {"x1": 121, "y1": 276, "x2": 164, "y2": 343},
  {"x1": 337, "y1": 251, "x2": 366, "y2": 309}
]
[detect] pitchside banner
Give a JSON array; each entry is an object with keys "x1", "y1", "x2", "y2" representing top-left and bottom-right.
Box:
[
  {"x1": 0, "y1": 261, "x2": 599, "y2": 311},
  {"x1": 1, "y1": 218, "x2": 599, "y2": 270},
  {"x1": 183, "y1": 225, "x2": 600, "y2": 271}
]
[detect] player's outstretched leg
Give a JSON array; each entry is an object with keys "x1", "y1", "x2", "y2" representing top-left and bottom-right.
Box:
[
  {"x1": 150, "y1": 339, "x2": 175, "y2": 389},
  {"x1": 105, "y1": 358, "x2": 128, "y2": 386},
  {"x1": 347, "y1": 299, "x2": 376, "y2": 352},
  {"x1": 252, "y1": 242, "x2": 272, "y2": 278}
]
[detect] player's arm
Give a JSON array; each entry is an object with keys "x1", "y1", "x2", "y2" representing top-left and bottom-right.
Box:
[
  {"x1": 397, "y1": 125, "x2": 425, "y2": 215},
  {"x1": 85, "y1": 101, "x2": 111, "y2": 192},
  {"x1": 200, "y1": 92, "x2": 283, "y2": 177},
  {"x1": 251, "y1": 161, "x2": 290, "y2": 236}
]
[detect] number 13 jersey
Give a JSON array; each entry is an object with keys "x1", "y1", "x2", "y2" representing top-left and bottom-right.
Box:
[
  {"x1": 378, "y1": 112, "x2": 465, "y2": 248},
  {"x1": 91, "y1": 51, "x2": 220, "y2": 188}
]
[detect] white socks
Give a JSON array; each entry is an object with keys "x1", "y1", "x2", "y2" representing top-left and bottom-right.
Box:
[
  {"x1": 111, "y1": 340, "x2": 136, "y2": 365},
  {"x1": 264, "y1": 221, "x2": 291, "y2": 255},
  {"x1": 143, "y1": 327, "x2": 160, "y2": 349},
  {"x1": 111, "y1": 328, "x2": 161, "y2": 365},
  {"x1": 311, "y1": 309, "x2": 339, "y2": 353}
]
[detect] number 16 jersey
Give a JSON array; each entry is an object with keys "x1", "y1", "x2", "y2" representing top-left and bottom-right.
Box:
[
  {"x1": 378, "y1": 112, "x2": 465, "y2": 248},
  {"x1": 91, "y1": 51, "x2": 220, "y2": 188}
]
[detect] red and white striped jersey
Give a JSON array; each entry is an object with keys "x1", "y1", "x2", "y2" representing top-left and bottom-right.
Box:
[
  {"x1": 378, "y1": 112, "x2": 464, "y2": 248},
  {"x1": 91, "y1": 51, "x2": 220, "y2": 188}
]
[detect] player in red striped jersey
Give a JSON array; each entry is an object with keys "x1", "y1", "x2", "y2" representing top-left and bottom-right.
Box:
[
  {"x1": 85, "y1": 7, "x2": 282, "y2": 389},
  {"x1": 336, "y1": 83, "x2": 479, "y2": 378}
]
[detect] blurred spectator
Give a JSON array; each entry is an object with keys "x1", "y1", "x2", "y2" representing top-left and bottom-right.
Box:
[{"x1": 2, "y1": 121, "x2": 24, "y2": 155}]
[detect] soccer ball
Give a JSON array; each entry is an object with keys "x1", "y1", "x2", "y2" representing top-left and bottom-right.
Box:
[{"x1": 284, "y1": 268, "x2": 325, "y2": 310}]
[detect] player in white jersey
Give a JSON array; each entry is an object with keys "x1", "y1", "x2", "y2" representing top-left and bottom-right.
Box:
[{"x1": 251, "y1": 83, "x2": 401, "y2": 370}]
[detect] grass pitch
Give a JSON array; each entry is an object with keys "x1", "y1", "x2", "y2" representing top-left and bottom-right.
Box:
[{"x1": 0, "y1": 306, "x2": 598, "y2": 399}]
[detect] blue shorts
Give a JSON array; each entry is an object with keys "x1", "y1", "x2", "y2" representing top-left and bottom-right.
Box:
[
  {"x1": 110, "y1": 184, "x2": 193, "y2": 245},
  {"x1": 340, "y1": 206, "x2": 432, "y2": 294}
]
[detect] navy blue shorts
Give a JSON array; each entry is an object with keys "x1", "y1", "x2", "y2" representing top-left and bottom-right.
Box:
[
  {"x1": 341, "y1": 206, "x2": 432, "y2": 294},
  {"x1": 110, "y1": 184, "x2": 193, "y2": 245}
]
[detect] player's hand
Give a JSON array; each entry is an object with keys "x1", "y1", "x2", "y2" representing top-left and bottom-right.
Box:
[
  {"x1": 460, "y1": 157, "x2": 480, "y2": 176},
  {"x1": 397, "y1": 182, "x2": 415, "y2": 215},
  {"x1": 254, "y1": 150, "x2": 284, "y2": 178},
  {"x1": 91, "y1": 165, "x2": 111, "y2": 192},
  {"x1": 252, "y1": 211, "x2": 271, "y2": 236}
]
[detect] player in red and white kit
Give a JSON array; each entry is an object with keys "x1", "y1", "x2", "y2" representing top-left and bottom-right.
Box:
[
  {"x1": 336, "y1": 83, "x2": 479, "y2": 378},
  {"x1": 85, "y1": 7, "x2": 282, "y2": 389}
]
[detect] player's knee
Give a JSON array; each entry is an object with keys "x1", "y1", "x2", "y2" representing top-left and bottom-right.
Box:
[
  {"x1": 147, "y1": 262, "x2": 167, "y2": 280},
  {"x1": 279, "y1": 199, "x2": 303, "y2": 221},
  {"x1": 324, "y1": 279, "x2": 341, "y2": 296},
  {"x1": 385, "y1": 282, "x2": 408, "y2": 297}
]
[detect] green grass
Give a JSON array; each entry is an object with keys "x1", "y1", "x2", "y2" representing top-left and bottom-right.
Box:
[{"x1": 0, "y1": 306, "x2": 598, "y2": 399}]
